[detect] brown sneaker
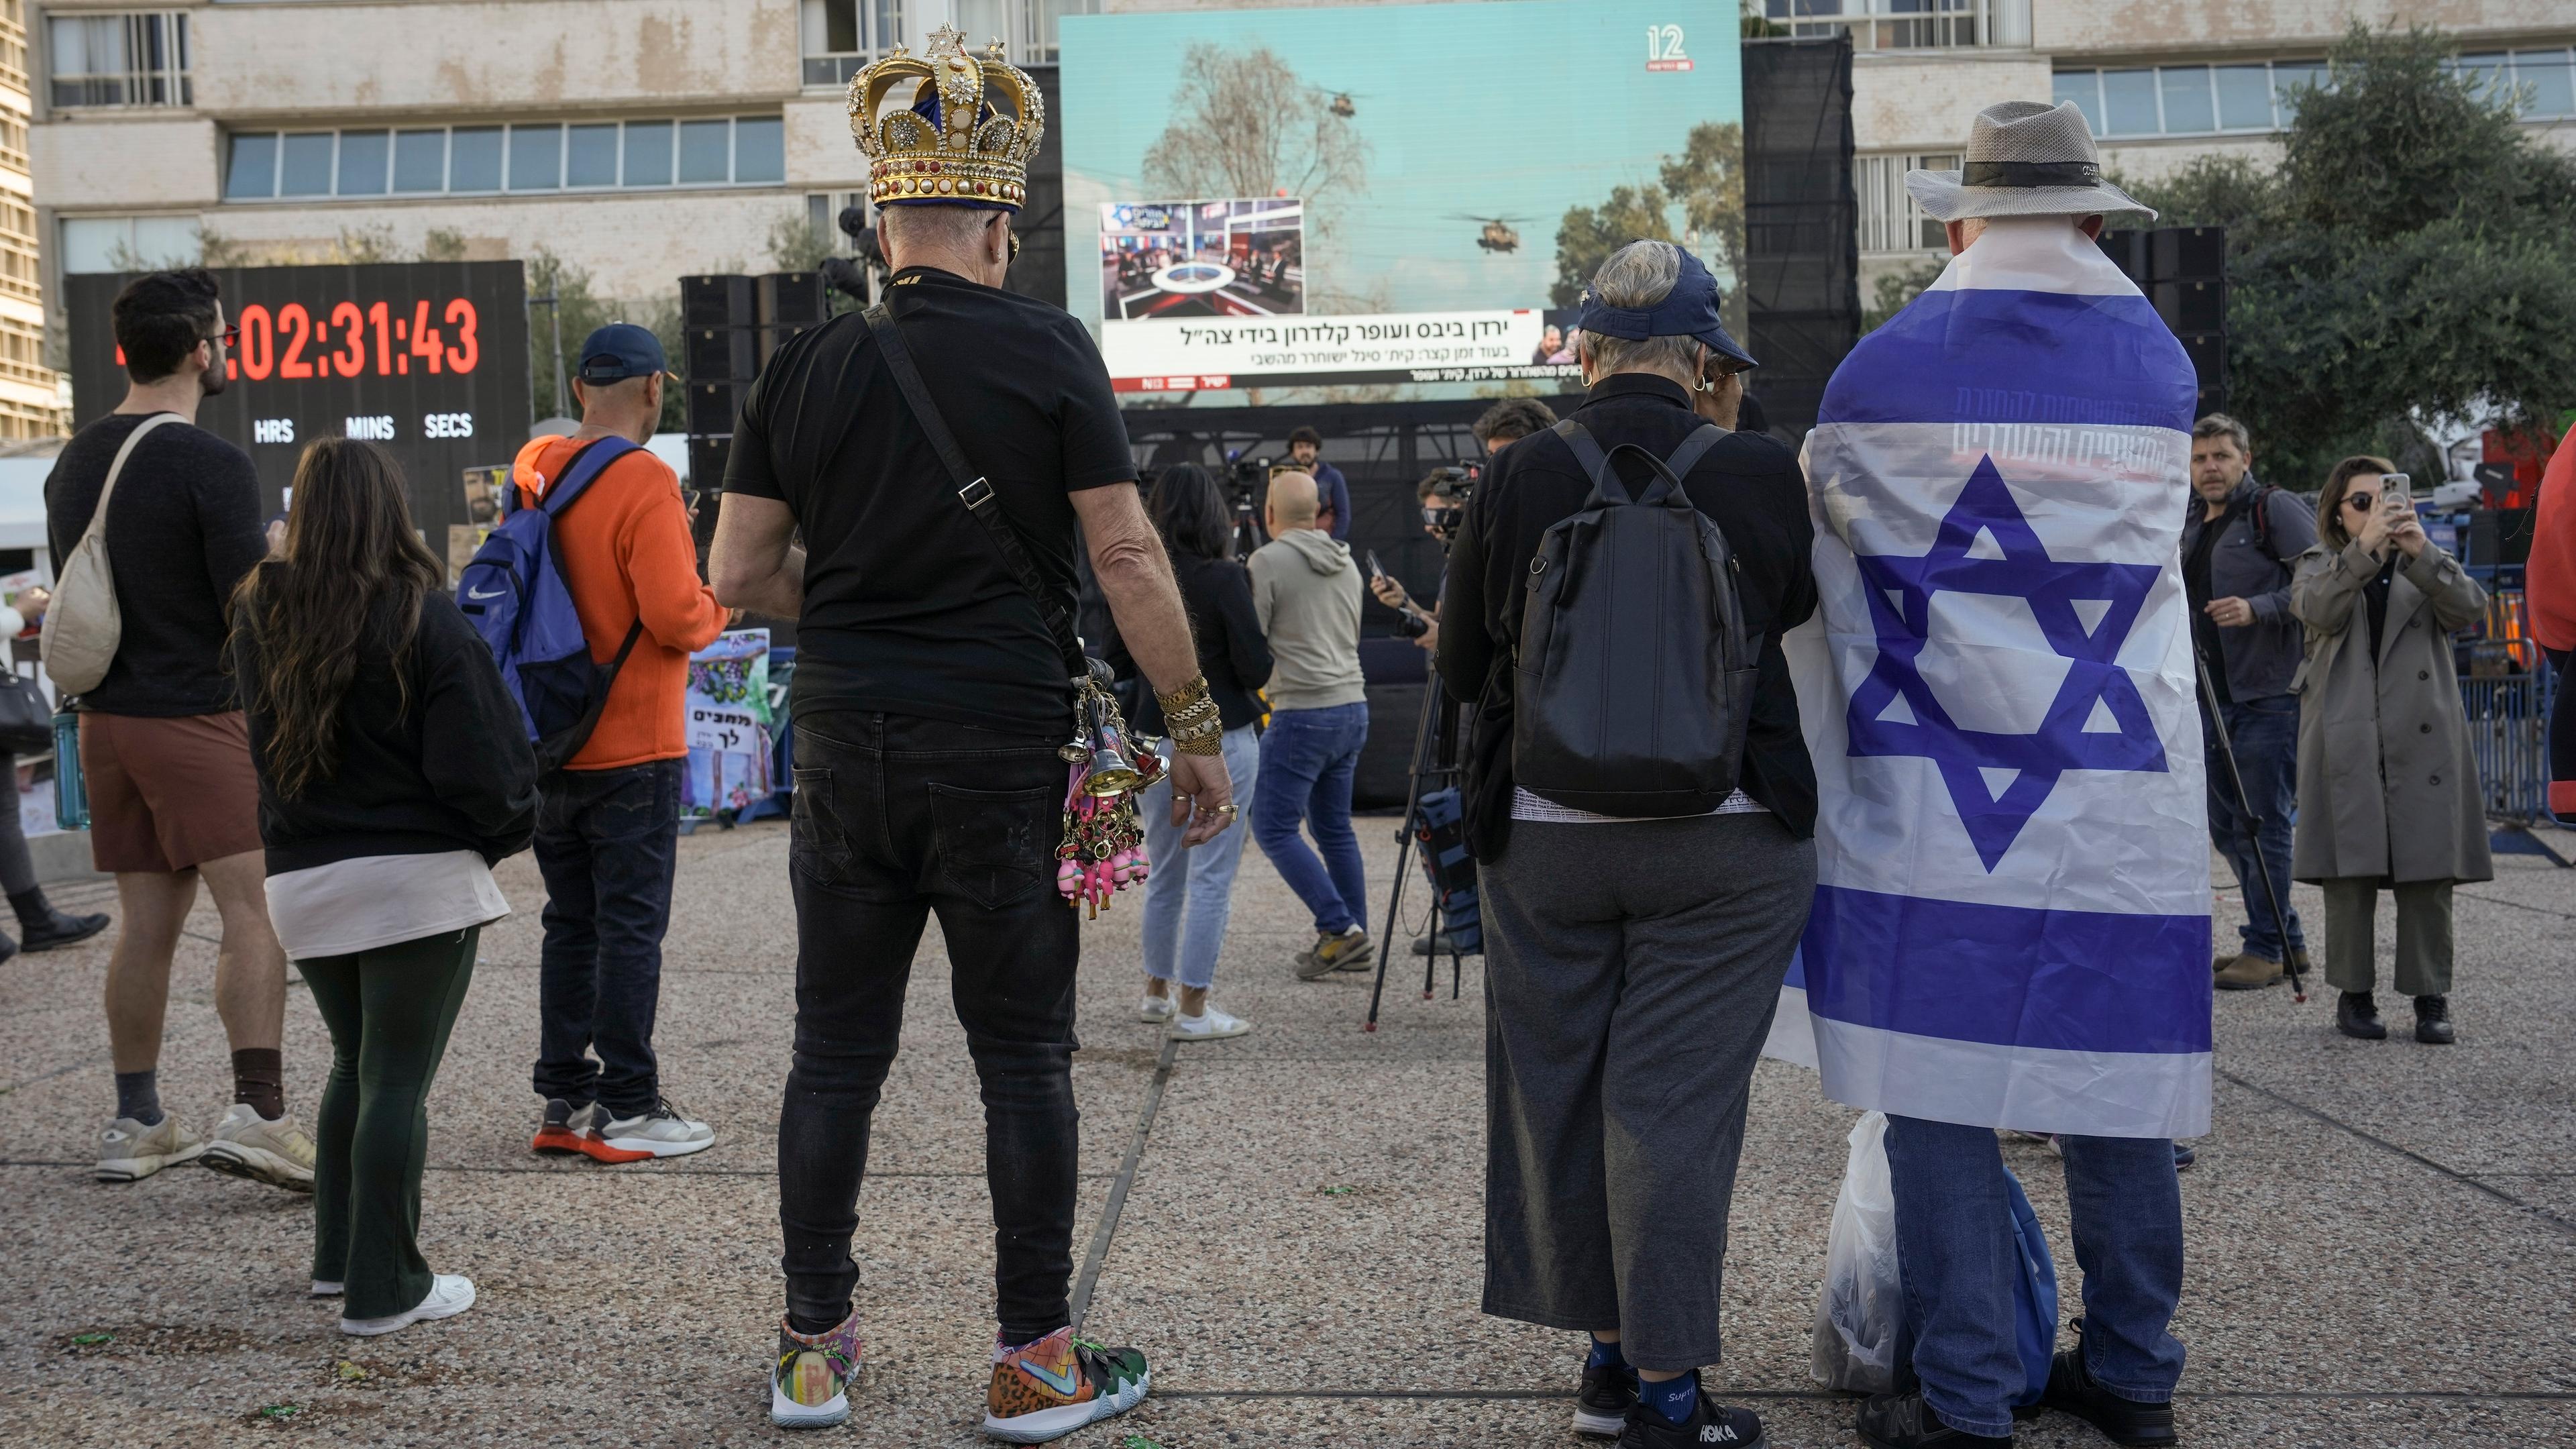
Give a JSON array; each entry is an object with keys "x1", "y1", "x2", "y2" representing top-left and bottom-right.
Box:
[
  {"x1": 2214, "y1": 953, "x2": 2284, "y2": 991},
  {"x1": 1293, "y1": 928, "x2": 1375, "y2": 980}
]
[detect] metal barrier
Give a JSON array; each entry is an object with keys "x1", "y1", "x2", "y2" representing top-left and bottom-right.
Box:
[{"x1": 2460, "y1": 664, "x2": 2572, "y2": 865}]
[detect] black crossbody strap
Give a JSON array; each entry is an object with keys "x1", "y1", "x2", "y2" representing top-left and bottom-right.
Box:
[{"x1": 863, "y1": 301, "x2": 1088, "y2": 686}]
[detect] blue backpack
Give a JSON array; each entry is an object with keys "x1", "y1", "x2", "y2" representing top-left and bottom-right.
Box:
[
  {"x1": 2000, "y1": 1166, "x2": 2062, "y2": 1406},
  {"x1": 455, "y1": 437, "x2": 647, "y2": 773}
]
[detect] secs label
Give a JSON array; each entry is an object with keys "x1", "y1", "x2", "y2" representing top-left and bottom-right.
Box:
[{"x1": 423, "y1": 412, "x2": 475, "y2": 439}]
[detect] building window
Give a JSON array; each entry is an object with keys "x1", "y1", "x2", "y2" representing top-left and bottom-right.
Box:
[
  {"x1": 47, "y1": 11, "x2": 191, "y2": 108},
  {"x1": 2447, "y1": 48, "x2": 2576, "y2": 119},
  {"x1": 1763, "y1": 0, "x2": 2028, "y2": 52},
  {"x1": 2053, "y1": 61, "x2": 2328, "y2": 139},
  {"x1": 1856, "y1": 152, "x2": 1958, "y2": 254},
  {"x1": 58, "y1": 215, "x2": 201, "y2": 274},
  {"x1": 802, "y1": 0, "x2": 904, "y2": 87},
  {"x1": 954, "y1": 0, "x2": 1099, "y2": 66},
  {"x1": 221, "y1": 117, "x2": 790, "y2": 201}
]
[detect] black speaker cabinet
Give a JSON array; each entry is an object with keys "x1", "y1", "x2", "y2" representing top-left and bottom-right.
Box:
[
  {"x1": 687, "y1": 380, "x2": 741, "y2": 437},
  {"x1": 2151, "y1": 278, "x2": 2227, "y2": 334},
  {"x1": 686, "y1": 327, "x2": 758, "y2": 384},
  {"x1": 2150, "y1": 226, "x2": 2226, "y2": 282},
  {"x1": 682, "y1": 274, "x2": 755, "y2": 329},
  {"x1": 2096, "y1": 229, "x2": 2150, "y2": 285},
  {"x1": 757, "y1": 272, "x2": 826, "y2": 326}
]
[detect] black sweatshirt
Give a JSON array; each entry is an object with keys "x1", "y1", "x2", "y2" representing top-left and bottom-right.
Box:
[
  {"x1": 1108, "y1": 550, "x2": 1274, "y2": 733},
  {"x1": 46, "y1": 412, "x2": 269, "y2": 716},
  {"x1": 230, "y1": 588, "x2": 539, "y2": 875}
]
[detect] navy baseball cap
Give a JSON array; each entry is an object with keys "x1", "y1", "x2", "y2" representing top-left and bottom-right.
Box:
[
  {"x1": 576, "y1": 322, "x2": 670, "y2": 383},
  {"x1": 1573, "y1": 246, "x2": 1757, "y2": 370}
]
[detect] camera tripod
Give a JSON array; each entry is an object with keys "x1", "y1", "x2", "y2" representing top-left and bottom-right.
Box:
[{"x1": 1363, "y1": 667, "x2": 1471, "y2": 1032}]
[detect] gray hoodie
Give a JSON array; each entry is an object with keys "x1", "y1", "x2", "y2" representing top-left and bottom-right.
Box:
[{"x1": 1248, "y1": 527, "x2": 1366, "y2": 712}]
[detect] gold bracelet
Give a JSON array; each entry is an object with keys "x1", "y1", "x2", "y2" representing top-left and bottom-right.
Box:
[
  {"x1": 1171, "y1": 725, "x2": 1224, "y2": 757},
  {"x1": 1155, "y1": 674, "x2": 1214, "y2": 714}
]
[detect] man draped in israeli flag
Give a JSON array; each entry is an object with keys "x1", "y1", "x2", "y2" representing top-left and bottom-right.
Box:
[{"x1": 1783, "y1": 102, "x2": 2206, "y2": 1449}]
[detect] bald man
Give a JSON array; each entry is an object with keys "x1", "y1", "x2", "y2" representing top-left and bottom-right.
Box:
[{"x1": 1247, "y1": 468, "x2": 1376, "y2": 978}]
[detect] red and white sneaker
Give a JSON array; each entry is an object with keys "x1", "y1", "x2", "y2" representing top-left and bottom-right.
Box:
[{"x1": 531, "y1": 1098, "x2": 602, "y2": 1156}]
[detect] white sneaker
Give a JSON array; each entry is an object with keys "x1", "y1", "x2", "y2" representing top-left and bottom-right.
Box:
[
  {"x1": 1167, "y1": 1006, "x2": 1252, "y2": 1042},
  {"x1": 595, "y1": 1098, "x2": 716, "y2": 1160},
  {"x1": 1136, "y1": 993, "x2": 1176, "y2": 1024},
  {"x1": 202, "y1": 1103, "x2": 317, "y2": 1192},
  {"x1": 311, "y1": 1280, "x2": 343, "y2": 1297},
  {"x1": 95, "y1": 1114, "x2": 205, "y2": 1183},
  {"x1": 341, "y1": 1273, "x2": 475, "y2": 1337}
]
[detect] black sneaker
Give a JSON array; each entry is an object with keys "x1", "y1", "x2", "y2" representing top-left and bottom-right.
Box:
[
  {"x1": 2412, "y1": 994, "x2": 2455, "y2": 1045},
  {"x1": 2039, "y1": 1345, "x2": 2176, "y2": 1446},
  {"x1": 1856, "y1": 1391, "x2": 2012, "y2": 1448},
  {"x1": 1573, "y1": 1358, "x2": 1637, "y2": 1438},
  {"x1": 1618, "y1": 1388, "x2": 1765, "y2": 1449}
]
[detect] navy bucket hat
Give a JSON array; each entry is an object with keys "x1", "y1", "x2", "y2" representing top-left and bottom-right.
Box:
[{"x1": 1574, "y1": 246, "x2": 1757, "y2": 370}]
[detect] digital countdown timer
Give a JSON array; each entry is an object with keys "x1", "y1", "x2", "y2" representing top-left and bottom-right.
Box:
[{"x1": 68, "y1": 262, "x2": 531, "y2": 563}]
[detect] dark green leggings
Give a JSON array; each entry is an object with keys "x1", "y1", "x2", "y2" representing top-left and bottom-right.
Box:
[{"x1": 300, "y1": 927, "x2": 479, "y2": 1320}]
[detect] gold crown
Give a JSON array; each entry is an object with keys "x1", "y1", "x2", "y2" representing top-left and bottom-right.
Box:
[{"x1": 848, "y1": 25, "x2": 1043, "y2": 210}]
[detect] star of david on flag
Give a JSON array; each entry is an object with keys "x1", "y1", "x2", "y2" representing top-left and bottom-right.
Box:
[{"x1": 1845, "y1": 455, "x2": 2168, "y2": 871}]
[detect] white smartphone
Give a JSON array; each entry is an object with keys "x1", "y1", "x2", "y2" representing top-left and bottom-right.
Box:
[{"x1": 2381, "y1": 472, "x2": 2412, "y2": 508}]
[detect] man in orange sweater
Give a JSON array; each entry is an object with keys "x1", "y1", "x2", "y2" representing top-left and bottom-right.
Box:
[{"x1": 511, "y1": 323, "x2": 727, "y2": 1163}]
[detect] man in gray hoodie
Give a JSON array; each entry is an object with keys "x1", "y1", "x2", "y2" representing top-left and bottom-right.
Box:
[{"x1": 1248, "y1": 471, "x2": 1373, "y2": 979}]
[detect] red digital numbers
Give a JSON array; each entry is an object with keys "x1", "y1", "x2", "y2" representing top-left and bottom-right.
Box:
[{"x1": 217, "y1": 297, "x2": 484, "y2": 383}]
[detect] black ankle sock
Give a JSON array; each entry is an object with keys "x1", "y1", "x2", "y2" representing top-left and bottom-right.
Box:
[
  {"x1": 114, "y1": 1069, "x2": 164, "y2": 1126},
  {"x1": 9, "y1": 887, "x2": 48, "y2": 926},
  {"x1": 786, "y1": 1310, "x2": 843, "y2": 1337},
  {"x1": 231, "y1": 1049, "x2": 285, "y2": 1120}
]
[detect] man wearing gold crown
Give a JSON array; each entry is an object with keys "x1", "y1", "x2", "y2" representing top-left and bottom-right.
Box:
[{"x1": 709, "y1": 27, "x2": 1234, "y2": 1442}]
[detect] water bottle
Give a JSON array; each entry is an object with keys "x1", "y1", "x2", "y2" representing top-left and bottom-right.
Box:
[{"x1": 52, "y1": 710, "x2": 85, "y2": 830}]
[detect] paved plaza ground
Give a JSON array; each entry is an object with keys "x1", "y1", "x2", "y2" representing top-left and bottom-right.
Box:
[{"x1": 3, "y1": 814, "x2": 2573, "y2": 1448}]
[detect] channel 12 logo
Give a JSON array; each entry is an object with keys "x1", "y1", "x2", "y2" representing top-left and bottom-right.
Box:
[{"x1": 1646, "y1": 23, "x2": 1692, "y2": 72}]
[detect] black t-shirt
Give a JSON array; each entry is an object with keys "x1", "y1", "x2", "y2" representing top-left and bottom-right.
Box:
[
  {"x1": 2182, "y1": 502, "x2": 2232, "y2": 708},
  {"x1": 724, "y1": 267, "x2": 1137, "y2": 733},
  {"x1": 45, "y1": 411, "x2": 267, "y2": 716},
  {"x1": 2365, "y1": 554, "x2": 2397, "y2": 665}
]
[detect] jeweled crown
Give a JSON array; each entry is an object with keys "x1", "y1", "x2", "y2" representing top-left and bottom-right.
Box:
[{"x1": 849, "y1": 25, "x2": 1043, "y2": 211}]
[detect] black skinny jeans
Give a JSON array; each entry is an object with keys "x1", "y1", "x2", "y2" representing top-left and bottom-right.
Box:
[{"x1": 776, "y1": 711, "x2": 1081, "y2": 1343}]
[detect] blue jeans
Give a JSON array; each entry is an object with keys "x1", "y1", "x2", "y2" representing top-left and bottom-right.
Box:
[
  {"x1": 1253, "y1": 702, "x2": 1370, "y2": 936},
  {"x1": 1884, "y1": 1116, "x2": 2185, "y2": 1438},
  {"x1": 1140, "y1": 724, "x2": 1261, "y2": 991},
  {"x1": 531, "y1": 759, "x2": 682, "y2": 1116},
  {"x1": 2204, "y1": 693, "x2": 2305, "y2": 961}
]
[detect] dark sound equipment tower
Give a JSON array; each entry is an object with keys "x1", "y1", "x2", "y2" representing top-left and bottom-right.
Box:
[
  {"x1": 2097, "y1": 226, "x2": 2229, "y2": 417},
  {"x1": 1741, "y1": 34, "x2": 1861, "y2": 439}
]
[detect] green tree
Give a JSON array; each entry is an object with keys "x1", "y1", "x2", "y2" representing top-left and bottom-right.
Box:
[
  {"x1": 1551, "y1": 184, "x2": 1674, "y2": 307},
  {"x1": 1861, "y1": 256, "x2": 1945, "y2": 333},
  {"x1": 523, "y1": 248, "x2": 682, "y2": 431},
  {"x1": 2124, "y1": 23, "x2": 2576, "y2": 485},
  {"x1": 1659, "y1": 121, "x2": 1750, "y2": 337}
]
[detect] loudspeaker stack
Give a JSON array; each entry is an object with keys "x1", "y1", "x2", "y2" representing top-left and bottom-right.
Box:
[
  {"x1": 679, "y1": 271, "x2": 828, "y2": 499},
  {"x1": 2096, "y1": 226, "x2": 2227, "y2": 418}
]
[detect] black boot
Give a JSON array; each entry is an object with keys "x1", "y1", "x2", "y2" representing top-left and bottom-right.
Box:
[
  {"x1": 2039, "y1": 1345, "x2": 2176, "y2": 1446},
  {"x1": 1856, "y1": 1391, "x2": 2011, "y2": 1448},
  {"x1": 2335, "y1": 990, "x2": 2386, "y2": 1040},
  {"x1": 12, "y1": 888, "x2": 110, "y2": 953},
  {"x1": 2413, "y1": 994, "x2": 2455, "y2": 1045}
]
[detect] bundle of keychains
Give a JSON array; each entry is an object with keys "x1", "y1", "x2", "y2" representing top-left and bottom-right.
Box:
[{"x1": 1055, "y1": 673, "x2": 1165, "y2": 916}]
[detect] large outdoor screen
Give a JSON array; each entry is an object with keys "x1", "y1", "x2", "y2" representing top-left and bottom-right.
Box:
[{"x1": 1061, "y1": 0, "x2": 1741, "y2": 403}]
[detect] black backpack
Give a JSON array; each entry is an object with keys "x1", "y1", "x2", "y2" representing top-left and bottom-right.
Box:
[{"x1": 1513, "y1": 419, "x2": 1757, "y2": 817}]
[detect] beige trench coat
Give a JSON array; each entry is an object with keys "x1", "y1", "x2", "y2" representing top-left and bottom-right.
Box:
[{"x1": 2288, "y1": 538, "x2": 2493, "y2": 885}]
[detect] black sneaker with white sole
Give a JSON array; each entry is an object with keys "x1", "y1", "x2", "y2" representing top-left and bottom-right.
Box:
[
  {"x1": 1617, "y1": 1389, "x2": 1766, "y2": 1449},
  {"x1": 1574, "y1": 1359, "x2": 1638, "y2": 1438}
]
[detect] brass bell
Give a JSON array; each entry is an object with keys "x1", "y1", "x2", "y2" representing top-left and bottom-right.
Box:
[{"x1": 1082, "y1": 725, "x2": 1143, "y2": 796}]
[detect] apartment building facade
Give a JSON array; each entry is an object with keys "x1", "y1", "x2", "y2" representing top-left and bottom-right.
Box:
[
  {"x1": 26, "y1": 0, "x2": 1102, "y2": 385},
  {"x1": 0, "y1": 1, "x2": 60, "y2": 437}
]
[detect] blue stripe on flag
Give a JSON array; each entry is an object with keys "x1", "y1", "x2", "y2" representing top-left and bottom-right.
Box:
[
  {"x1": 1802, "y1": 884, "x2": 2212, "y2": 1055},
  {"x1": 1821, "y1": 288, "x2": 2198, "y2": 433}
]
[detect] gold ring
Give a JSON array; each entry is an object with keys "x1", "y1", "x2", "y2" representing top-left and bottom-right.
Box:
[{"x1": 1216, "y1": 804, "x2": 1238, "y2": 816}]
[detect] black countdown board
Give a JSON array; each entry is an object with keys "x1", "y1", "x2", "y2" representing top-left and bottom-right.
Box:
[{"x1": 67, "y1": 262, "x2": 531, "y2": 549}]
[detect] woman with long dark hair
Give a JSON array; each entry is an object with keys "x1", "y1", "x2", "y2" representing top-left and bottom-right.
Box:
[
  {"x1": 229, "y1": 437, "x2": 537, "y2": 1336},
  {"x1": 1114, "y1": 463, "x2": 1271, "y2": 1040}
]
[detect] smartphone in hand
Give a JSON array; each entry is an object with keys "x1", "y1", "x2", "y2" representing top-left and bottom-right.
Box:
[
  {"x1": 2380, "y1": 472, "x2": 2412, "y2": 510},
  {"x1": 1364, "y1": 549, "x2": 1386, "y2": 580}
]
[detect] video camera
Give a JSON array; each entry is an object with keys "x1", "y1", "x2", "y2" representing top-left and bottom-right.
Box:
[
  {"x1": 1422, "y1": 465, "x2": 1476, "y2": 544},
  {"x1": 819, "y1": 203, "x2": 884, "y2": 306},
  {"x1": 1223, "y1": 449, "x2": 1273, "y2": 522}
]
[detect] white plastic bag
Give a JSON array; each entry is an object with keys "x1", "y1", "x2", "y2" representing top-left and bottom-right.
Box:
[{"x1": 1811, "y1": 1110, "x2": 1904, "y2": 1393}]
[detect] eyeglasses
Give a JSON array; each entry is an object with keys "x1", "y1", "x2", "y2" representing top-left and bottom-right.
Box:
[
  {"x1": 2342, "y1": 491, "x2": 2377, "y2": 511},
  {"x1": 205, "y1": 325, "x2": 239, "y2": 349}
]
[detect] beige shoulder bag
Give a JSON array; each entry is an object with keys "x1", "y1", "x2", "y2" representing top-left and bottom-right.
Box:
[{"x1": 42, "y1": 413, "x2": 180, "y2": 696}]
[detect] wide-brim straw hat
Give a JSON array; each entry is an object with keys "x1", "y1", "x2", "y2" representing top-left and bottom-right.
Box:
[{"x1": 1907, "y1": 99, "x2": 2157, "y2": 223}]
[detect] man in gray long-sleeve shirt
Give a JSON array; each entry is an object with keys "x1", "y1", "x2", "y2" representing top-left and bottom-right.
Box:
[
  {"x1": 1247, "y1": 471, "x2": 1373, "y2": 979},
  {"x1": 2180, "y1": 412, "x2": 2316, "y2": 989}
]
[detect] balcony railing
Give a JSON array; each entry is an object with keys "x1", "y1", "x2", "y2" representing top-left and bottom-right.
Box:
[{"x1": 1758, "y1": 0, "x2": 2031, "y2": 52}]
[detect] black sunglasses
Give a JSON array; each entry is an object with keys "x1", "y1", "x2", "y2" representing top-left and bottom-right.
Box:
[{"x1": 2341, "y1": 491, "x2": 2377, "y2": 511}]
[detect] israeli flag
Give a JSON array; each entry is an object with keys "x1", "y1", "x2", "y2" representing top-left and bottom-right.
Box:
[{"x1": 1773, "y1": 217, "x2": 2213, "y2": 1140}]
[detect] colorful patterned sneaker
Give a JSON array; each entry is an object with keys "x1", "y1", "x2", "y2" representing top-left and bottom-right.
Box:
[
  {"x1": 770, "y1": 1312, "x2": 865, "y2": 1430},
  {"x1": 94, "y1": 1114, "x2": 204, "y2": 1183},
  {"x1": 981, "y1": 1327, "x2": 1150, "y2": 1443},
  {"x1": 531, "y1": 1097, "x2": 600, "y2": 1157},
  {"x1": 201, "y1": 1104, "x2": 317, "y2": 1192}
]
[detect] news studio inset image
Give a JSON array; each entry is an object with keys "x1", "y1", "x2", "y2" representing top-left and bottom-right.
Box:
[{"x1": 1100, "y1": 199, "x2": 1304, "y2": 319}]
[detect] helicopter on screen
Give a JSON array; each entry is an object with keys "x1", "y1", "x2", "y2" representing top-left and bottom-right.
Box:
[{"x1": 1446, "y1": 216, "x2": 1534, "y2": 254}]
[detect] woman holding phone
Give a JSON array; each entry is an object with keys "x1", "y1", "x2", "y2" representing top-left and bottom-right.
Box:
[
  {"x1": 2290, "y1": 456, "x2": 2490, "y2": 1044},
  {"x1": 229, "y1": 438, "x2": 537, "y2": 1334}
]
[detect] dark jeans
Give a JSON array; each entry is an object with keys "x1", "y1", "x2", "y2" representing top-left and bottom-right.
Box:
[
  {"x1": 532, "y1": 759, "x2": 682, "y2": 1116},
  {"x1": 2203, "y1": 693, "x2": 2305, "y2": 961},
  {"x1": 1885, "y1": 1116, "x2": 2186, "y2": 1438},
  {"x1": 305, "y1": 927, "x2": 479, "y2": 1321},
  {"x1": 776, "y1": 711, "x2": 1080, "y2": 1344},
  {"x1": 1252, "y1": 702, "x2": 1370, "y2": 936}
]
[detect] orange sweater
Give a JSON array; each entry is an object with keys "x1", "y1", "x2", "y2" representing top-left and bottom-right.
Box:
[
  {"x1": 511, "y1": 435, "x2": 726, "y2": 770},
  {"x1": 2528, "y1": 428, "x2": 2576, "y2": 652}
]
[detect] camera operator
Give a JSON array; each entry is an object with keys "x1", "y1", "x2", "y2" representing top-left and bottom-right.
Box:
[
  {"x1": 1470, "y1": 396, "x2": 1558, "y2": 457},
  {"x1": 1368, "y1": 464, "x2": 1485, "y2": 961},
  {"x1": 1286, "y1": 426, "x2": 1351, "y2": 540}
]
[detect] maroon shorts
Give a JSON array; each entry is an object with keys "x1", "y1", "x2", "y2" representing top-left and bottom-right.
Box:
[{"x1": 80, "y1": 711, "x2": 264, "y2": 874}]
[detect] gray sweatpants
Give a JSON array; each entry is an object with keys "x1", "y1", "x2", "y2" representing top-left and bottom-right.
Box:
[{"x1": 1480, "y1": 810, "x2": 1815, "y2": 1372}]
